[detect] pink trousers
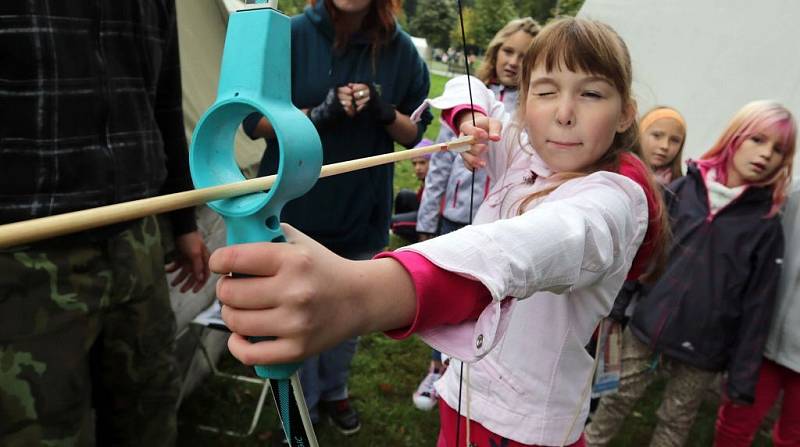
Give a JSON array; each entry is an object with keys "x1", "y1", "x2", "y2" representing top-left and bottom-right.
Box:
[
  {"x1": 437, "y1": 398, "x2": 586, "y2": 447},
  {"x1": 715, "y1": 357, "x2": 800, "y2": 447}
]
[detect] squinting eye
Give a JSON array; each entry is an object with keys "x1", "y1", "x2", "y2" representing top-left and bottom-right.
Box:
[
  {"x1": 533, "y1": 91, "x2": 554, "y2": 97},
  {"x1": 582, "y1": 91, "x2": 603, "y2": 98},
  {"x1": 751, "y1": 135, "x2": 764, "y2": 143}
]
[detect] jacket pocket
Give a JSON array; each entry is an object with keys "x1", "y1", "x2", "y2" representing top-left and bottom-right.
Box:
[{"x1": 479, "y1": 356, "x2": 530, "y2": 416}]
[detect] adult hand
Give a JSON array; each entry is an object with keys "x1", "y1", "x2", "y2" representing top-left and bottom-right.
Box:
[
  {"x1": 335, "y1": 85, "x2": 356, "y2": 118},
  {"x1": 166, "y1": 231, "x2": 211, "y2": 293},
  {"x1": 308, "y1": 87, "x2": 348, "y2": 128},
  {"x1": 349, "y1": 83, "x2": 371, "y2": 113},
  {"x1": 457, "y1": 113, "x2": 502, "y2": 170},
  {"x1": 210, "y1": 224, "x2": 416, "y2": 365},
  {"x1": 362, "y1": 82, "x2": 396, "y2": 125}
]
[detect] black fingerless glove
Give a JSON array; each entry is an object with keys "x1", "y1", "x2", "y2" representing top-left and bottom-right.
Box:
[
  {"x1": 367, "y1": 83, "x2": 397, "y2": 126},
  {"x1": 307, "y1": 87, "x2": 346, "y2": 129}
]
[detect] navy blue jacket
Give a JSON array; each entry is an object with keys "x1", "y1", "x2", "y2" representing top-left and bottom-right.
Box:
[
  {"x1": 630, "y1": 163, "x2": 784, "y2": 403},
  {"x1": 254, "y1": 3, "x2": 432, "y2": 256}
]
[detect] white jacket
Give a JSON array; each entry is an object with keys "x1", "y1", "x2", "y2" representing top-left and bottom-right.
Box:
[
  {"x1": 764, "y1": 182, "x2": 800, "y2": 373},
  {"x1": 405, "y1": 76, "x2": 649, "y2": 445}
]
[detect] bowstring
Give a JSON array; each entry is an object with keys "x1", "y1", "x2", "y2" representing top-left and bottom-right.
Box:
[{"x1": 454, "y1": 1, "x2": 476, "y2": 446}]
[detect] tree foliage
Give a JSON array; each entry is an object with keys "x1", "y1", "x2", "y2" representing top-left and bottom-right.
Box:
[
  {"x1": 278, "y1": 0, "x2": 307, "y2": 16},
  {"x1": 512, "y1": 0, "x2": 558, "y2": 23},
  {"x1": 449, "y1": 6, "x2": 475, "y2": 50},
  {"x1": 553, "y1": 0, "x2": 586, "y2": 17},
  {"x1": 409, "y1": 0, "x2": 456, "y2": 49},
  {"x1": 403, "y1": 0, "x2": 418, "y2": 18},
  {"x1": 470, "y1": 0, "x2": 516, "y2": 49}
]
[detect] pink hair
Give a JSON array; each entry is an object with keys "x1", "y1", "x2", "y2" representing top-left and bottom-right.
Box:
[{"x1": 696, "y1": 100, "x2": 797, "y2": 217}]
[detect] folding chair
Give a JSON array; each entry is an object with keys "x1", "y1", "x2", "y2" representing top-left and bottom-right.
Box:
[{"x1": 177, "y1": 300, "x2": 270, "y2": 437}]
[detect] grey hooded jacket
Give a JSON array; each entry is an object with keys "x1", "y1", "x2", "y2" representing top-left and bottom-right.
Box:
[
  {"x1": 765, "y1": 182, "x2": 800, "y2": 373},
  {"x1": 416, "y1": 85, "x2": 518, "y2": 234}
]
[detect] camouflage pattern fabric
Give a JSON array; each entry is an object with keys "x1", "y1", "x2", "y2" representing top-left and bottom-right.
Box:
[
  {"x1": 0, "y1": 216, "x2": 180, "y2": 447},
  {"x1": 585, "y1": 328, "x2": 718, "y2": 447}
]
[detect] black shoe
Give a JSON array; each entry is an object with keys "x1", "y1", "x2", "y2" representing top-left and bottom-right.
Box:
[{"x1": 321, "y1": 398, "x2": 361, "y2": 435}]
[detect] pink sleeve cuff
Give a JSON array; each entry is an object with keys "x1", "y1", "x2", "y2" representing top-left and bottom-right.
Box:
[
  {"x1": 441, "y1": 105, "x2": 488, "y2": 134},
  {"x1": 374, "y1": 250, "x2": 492, "y2": 339}
]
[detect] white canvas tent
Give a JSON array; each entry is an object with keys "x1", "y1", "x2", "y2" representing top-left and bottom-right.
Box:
[
  {"x1": 177, "y1": 0, "x2": 263, "y2": 176},
  {"x1": 411, "y1": 36, "x2": 431, "y2": 61},
  {"x1": 171, "y1": 0, "x2": 261, "y2": 393},
  {"x1": 578, "y1": 0, "x2": 800, "y2": 176}
]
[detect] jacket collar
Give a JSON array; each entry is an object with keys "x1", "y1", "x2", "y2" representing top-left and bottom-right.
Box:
[{"x1": 686, "y1": 161, "x2": 773, "y2": 208}]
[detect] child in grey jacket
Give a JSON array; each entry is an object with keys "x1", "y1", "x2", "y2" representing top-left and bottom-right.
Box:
[{"x1": 714, "y1": 181, "x2": 800, "y2": 447}]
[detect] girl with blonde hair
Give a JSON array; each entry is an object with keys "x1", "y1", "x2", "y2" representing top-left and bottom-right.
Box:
[{"x1": 635, "y1": 106, "x2": 687, "y2": 184}]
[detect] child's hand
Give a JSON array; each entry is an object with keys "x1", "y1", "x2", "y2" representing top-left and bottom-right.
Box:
[
  {"x1": 209, "y1": 224, "x2": 417, "y2": 366},
  {"x1": 209, "y1": 225, "x2": 360, "y2": 365},
  {"x1": 458, "y1": 114, "x2": 502, "y2": 170}
]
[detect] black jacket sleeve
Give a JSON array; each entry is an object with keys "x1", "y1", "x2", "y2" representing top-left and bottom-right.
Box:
[
  {"x1": 608, "y1": 280, "x2": 641, "y2": 323},
  {"x1": 725, "y1": 222, "x2": 784, "y2": 404},
  {"x1": 395, "y1": 45, "x2": 432, "y2": 149},
  {"x1": 155, "y1": 1, "x2": 196, "y2": 237}
]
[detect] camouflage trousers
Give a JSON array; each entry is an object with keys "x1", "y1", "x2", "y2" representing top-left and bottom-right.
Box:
[
  {"x1": 584, "y1": 328, "x2": 718, "y2": 447},
  {"x1": 0, "y1": 216, "x2": 180, "y2": 447}
]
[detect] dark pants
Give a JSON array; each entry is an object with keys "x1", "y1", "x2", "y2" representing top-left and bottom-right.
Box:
[{"x1": 391, "y1": 189, "x2": 421, "y2": 243}]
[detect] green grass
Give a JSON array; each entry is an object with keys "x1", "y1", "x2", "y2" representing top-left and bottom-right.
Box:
[
  {"x1": 177, "y1": 334, "x2": 439, "y2": 446},
  {"x1": 176, "y1": 71, "x2": 776, "y2": 445},
  {"x1": 178, "y1": 349, "x2": 772, "y2": 446}
]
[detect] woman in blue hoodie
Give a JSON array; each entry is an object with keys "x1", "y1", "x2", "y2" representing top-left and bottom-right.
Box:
[{"x1": 242, "y1": 0, "x2": 432, "y2": 437}]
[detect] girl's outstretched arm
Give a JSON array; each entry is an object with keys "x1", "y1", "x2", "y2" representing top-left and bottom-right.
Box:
[
  {"x1": 212, "y1": 121, "x2": 499, "y2": 366},
  {"x1": 210, "y1": 224, "x2": 417, "y2": 366}
]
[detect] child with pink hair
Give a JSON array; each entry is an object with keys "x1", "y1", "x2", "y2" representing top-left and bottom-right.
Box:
[{"x1": 586, "y1": 100, "x2": 796, "y2": 447}]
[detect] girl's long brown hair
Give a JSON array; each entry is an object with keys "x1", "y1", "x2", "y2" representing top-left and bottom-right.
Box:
[{"x1": 515, "y1": 18, "x2": 670, "y2": 281}]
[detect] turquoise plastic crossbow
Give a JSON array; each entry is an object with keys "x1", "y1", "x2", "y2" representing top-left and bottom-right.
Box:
[{"x1": 189, "y1": 2, "x2": 321, "y2": 445}]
